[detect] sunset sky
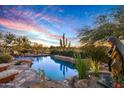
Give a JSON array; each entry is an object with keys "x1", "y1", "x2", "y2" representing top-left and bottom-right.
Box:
[{"x1": 0, "y1": 5, "x2": 117, "y2": 46}]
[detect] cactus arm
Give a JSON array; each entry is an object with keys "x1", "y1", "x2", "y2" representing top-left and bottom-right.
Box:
[
  {"x1": 63, "y1": 33, "x2": 65, "y2": 48},
  {"x1": 60, "y1": 39, "x2": 62, "y2": 48},
  {"x1": 68, "y1": 41, "x2": 71, "y2": 48},
  {"x1": 65, "y1": 38, "x2": 68, "y2": 47}
]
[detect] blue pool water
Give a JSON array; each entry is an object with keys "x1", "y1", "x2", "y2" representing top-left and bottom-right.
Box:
[{"x1": 16, "y1": 56, "x2": 78, "y2": 81}]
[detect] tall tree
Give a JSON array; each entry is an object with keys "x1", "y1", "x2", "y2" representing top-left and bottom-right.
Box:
[
  {"x1": 78, "y1": 26, "x2": 94, "y2": 44},
  {"x1": 112, "y1": 6, "x2": 124, "y2": 38},
  {"x1": 79, "y1": 7, "x2": 124, "y2": 44},
  {"x1": 95, "y1": 15, "x2": 109, "y2": 26}
]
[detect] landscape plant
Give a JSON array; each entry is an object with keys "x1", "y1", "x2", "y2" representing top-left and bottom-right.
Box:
[
  {"x1": 0, "y1": 53, "x2": 12, "y2": 63},
  {"x1": 74, "y1": 53, "x2": 89, "y2": 79},
  {"x1": 50, "y1": 47, "x2": 76, "y2": 57},
  {"x1": 80, "y1": 45, "x2": 110, "y2": 77},
  {"x1": 80, "y1": 45, "x2": 110, "y2": 63},
  {"x1": 90, "y1": 60, "x2": 99, "y2": 77},
  {"x1": 37, "y1": 69, "x2": 46, "y2": 82}
]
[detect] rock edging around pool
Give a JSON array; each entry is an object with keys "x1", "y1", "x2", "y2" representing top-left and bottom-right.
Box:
[{"x1": 52, "y1": 55, "x2": 75, "y2": 64}]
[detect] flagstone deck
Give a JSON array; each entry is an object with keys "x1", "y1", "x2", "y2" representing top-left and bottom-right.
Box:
[{"x1": 0, "y1": 63, "x2": 10, "y2": 72}]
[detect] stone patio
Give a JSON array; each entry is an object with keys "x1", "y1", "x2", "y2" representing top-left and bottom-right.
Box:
[
  {"x1": 0, "y1": 62, "x2": 41, "y2": 88},
  {"x1": 0, "y1": 62, "x2": 70, "y2": 88},
  {"x1": 0, "y1": 60, "x2": 106, "y2": 88}
]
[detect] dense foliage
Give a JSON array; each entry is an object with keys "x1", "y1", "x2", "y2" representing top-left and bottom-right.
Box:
[
  {"x1": 50, "y1": 45, "x2": 110, "y2": 64},
  {"x1": 0, "y1": 53, "x2": 12, "y2": 63},
  {"x1": 50, "y1": 49, "x2": 75, "y2": 57},
  {"x1": 0, "y1": 32, "x2": 43, "y2": 56},
  {"x1": 79, "y1": 7, "x2": 124, "y2": 44},
  {"x1": 80, "y1": 45, "x2": 110, "y2": 63}
]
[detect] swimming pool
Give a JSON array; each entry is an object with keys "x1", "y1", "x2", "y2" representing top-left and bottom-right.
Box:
[{"x1": 16, "y1": 56, "x2": 78, "y2": 81}]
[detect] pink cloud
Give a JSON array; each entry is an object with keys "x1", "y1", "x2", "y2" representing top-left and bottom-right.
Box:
[
  {"x1": 35, "y1": 13, "x2": 42, "y2": 18},
  {"x1": 39, "y1": 14, "x2": 62, "y2": 24},
  {"x1": 0, "y1": 18, "x2": 77, "y2": 41},
  {"x1": 0, "y1": 5, "x2": 75, "y2": 41},
  {"x1": 9, "y1": 8, "x2": 33, "y2": 20},
  {"x1": 0, "y1": 18, "x2": 59, "y2": 38},
  {"x1": 9, "y1": 8, "x2": 21, "y2": 16},
  {"x1": 0, "y1": 18, "x2": 47, "y2": 33},
  {"x1": 9, "y1": 6, "x2": 63, "y2": 24}
]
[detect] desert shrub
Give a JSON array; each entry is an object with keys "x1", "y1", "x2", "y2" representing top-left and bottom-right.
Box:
[
  {"x1": 80, "y1": 45, "x2": 111, "y2": 76},
  {"x1": 0, "y1": 53, "x2": 12, "y2": 63},
  {"x1": 80, "y1": 45, "x2": 110, "y2": 63},
  {"x1": 60, "y1": 50, "x2": 75, "y2": 57},
  {"x1": 50, "y1": 45, "x2": 110, "y2": 64},
  {"x1": 20, "y1": 49, "x2": 29, "y2": 54},
  {"x1": 50, "y1": 49, "x2": 59, "y2": 55},
  {"x1": 50, "y1": 49, "x2": 76, "y2": 57}
]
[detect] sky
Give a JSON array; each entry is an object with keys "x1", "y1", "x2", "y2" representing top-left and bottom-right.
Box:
[{"x1": 0, "y1": 5, "x2": 118, "y2": 47}]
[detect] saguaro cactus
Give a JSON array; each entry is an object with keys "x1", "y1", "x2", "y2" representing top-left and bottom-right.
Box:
[{"x1": 60, "y1": 33, "x2": 71, "y2": 49}]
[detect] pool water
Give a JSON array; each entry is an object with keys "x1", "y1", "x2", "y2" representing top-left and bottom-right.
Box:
[{"x1": 16, "y1": 56, "x2": 78, "y2": 81}]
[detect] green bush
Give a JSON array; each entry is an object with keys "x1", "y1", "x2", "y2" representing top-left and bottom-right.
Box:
[
  {"x1": 74, "y1": 54, "x2": 89, "y2": 79},
  {"x1": 0, "y1": 53, "x2": 12, "y2": 63},
  {"x1": 50, "y1": 45, "x2": 110, "y2": 64},
  {"x1": 80, "y1": 45, "x2": 110, "y2": 63},
  {"x1": 50, "y1": 49, "x2": 76, "y2": 57}
]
